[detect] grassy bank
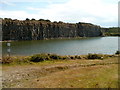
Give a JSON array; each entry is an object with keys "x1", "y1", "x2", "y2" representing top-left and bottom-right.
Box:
[
  {"x1": 2, "y1": 53, "x2": 119, "y2": 88},
  {"x1": 2, "y1": 53, "x2": 116, "y2": 65}
]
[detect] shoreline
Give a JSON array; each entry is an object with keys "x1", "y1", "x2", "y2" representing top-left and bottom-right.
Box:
[
  {"x1": 2, "y1": 53, "x2": 119, "y2": 65},
  {"x1": 1, "y1": 36, "x2": 118, "y2": 42},
  {"x1": 1, "y1": 37, "x2": 86, "y2": 42}
]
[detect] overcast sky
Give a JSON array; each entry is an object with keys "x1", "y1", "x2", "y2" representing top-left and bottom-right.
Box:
[{"x1": 0, "y1": 0, "x2": 118, "y2": 27}]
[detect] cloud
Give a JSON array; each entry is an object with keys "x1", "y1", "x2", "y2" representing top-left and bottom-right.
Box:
[
  {"x1": 34, "y1": 0, "x2": 117, "y2": 27},
  {"x1": 3, "y1": 0, "x2": 68, "y2": 3},
  {"x1": 0, "y1": 1, "x2": 15, "y2": 6},
  {"x1": 0, "y1": 10, "x2": 39, "y2": 20},
  {"x1": 0, "y1": 0, "x2": 118, "y2": 27}
]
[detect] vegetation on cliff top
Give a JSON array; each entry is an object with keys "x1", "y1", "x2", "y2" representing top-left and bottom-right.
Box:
[{"x1": 102, "y1": 27, "x2": 120, "y2": 36}]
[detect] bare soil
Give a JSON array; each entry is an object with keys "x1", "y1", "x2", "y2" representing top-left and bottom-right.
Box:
[{"x1": 2, "y1": 57, "x2": 118, "y2": 88}]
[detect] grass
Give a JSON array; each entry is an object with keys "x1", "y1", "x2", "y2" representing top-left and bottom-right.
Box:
[
  {"x1": 2, "y1": 53, "x2": 115, "y2": 65},
  {"x1": 2, "y1": 53, "x2": 119, "y2": 88},
  {"x1": 2, "y1": 56, "x2": 31, "y2": 65},
  {"x1": 39, "y1": 65, "x2": 118, "y2": 88},
  {"x1": 103, "y1": 27, "x2": 120, "y2": 36},
  {"x1": 3, "y1": 57, "x2": 118, "y2": 88}
]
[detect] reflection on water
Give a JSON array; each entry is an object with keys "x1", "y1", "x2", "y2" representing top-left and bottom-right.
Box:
[{"x1": 2, "y1": 37, "x2": 118, "y2": 56}]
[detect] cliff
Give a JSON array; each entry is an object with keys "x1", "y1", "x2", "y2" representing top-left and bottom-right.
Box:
[{"x1": 2, "y1": 18, "x2": 103, "y2": 41}]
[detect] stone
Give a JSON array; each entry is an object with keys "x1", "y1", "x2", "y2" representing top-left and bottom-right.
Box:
[{"x1": 2, "y1": 18, "x2": 103, "y2": 41}]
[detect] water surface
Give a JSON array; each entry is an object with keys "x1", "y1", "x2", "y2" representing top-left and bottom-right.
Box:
[{"x1": 2, "y1": 37, "x2": 118, "y2": 56}]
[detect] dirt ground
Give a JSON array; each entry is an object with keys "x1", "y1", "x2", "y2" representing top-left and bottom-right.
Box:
[{"x1": 2, "y1": 57, "x2": 119, "y2": 88}]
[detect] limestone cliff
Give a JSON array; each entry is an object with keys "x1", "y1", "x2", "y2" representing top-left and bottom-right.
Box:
[{"x1": 2, "y1": 18, "x2": 103, "y2": 40}]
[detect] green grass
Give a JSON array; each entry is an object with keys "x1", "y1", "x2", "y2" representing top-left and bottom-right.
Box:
[
  {"x1": 59, "y1": 64, "x2": 118, "y2": 88},
  {"x1": 103, "y1": 27, "x2": 120, "y2": 36}
]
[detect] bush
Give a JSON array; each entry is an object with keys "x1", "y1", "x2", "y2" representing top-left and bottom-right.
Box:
[
  {"x1": 29, "y1": 53, "x2": 71, "y2": 63},
  {"x1": 60, "y1": 56, "x2": 69, "y2": 60},
  {"x1": 45, "y1": 19, "x2": 51, "y2": 22},
  {"x1": 53, "y1": 21, "x2": 57, "y2": 23},
  {"x1": 75, "y1": 55, "x2": 81, "y2": 59},
  {"x1": 87, "y1": 53, "x2": 103, "y2": 59},
  {"x1": 31, "y1": 18, "x2": 36, "y2": 21},
  {"x1": 38, "y1": 19, "x2": 51, "y2": 22},
  {"x1": 2, "y1": 56, "x2": 13, "y2": 64},
  {"x1": 69, "y1": 55, "x2": 81, "y2": 59},
  {"x1": 115, "y1": 51, "x2": 120, "y2": 54},
  {"x1": 49, "y1": 54, "x2": 61, "y2": 59},
  {"x1": 70, "y1": 56, "x2": 75, "y2": 59},
  {"x1": 59, "y1": 21, "x2": 63, "y2": 23},
  {"x1": 2, "y1": 56, "x2": 30, "y2": 64},
  {"x1": 30, "y1": 54, "x2": 50, "y2": 62},
  {"x1": 38, "y1": 19, "x2": 45, "y2": 21},
  {"x1": 26, "y1": 18, "x2": 30, "y2": 21}
]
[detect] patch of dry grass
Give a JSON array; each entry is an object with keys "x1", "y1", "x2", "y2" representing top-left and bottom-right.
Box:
[
  {"x1": 2, "y1": 56, "x2": 118, "y2": 88},
  {"x1": 18, "y1": 64, "x2": 118, "y2": 88}
]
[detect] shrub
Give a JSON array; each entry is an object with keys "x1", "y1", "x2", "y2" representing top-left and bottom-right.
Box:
[
  {"x1": 70, "y1": 56, "x2": 75, "y2": 59},
  {"x1": 87, "y1": 53, "x2": 103, "y2": 59},
  {"x1": 38, "y1": 19, "x2": 51, "y2": 22},
  {"x1": 30, "y1": 54, "x2": 50, "y2": 62},
  {"x1": 60, "y1": 56, "x2": 69, "y2": 60},
  {"x1": 49, "y1": 54, "x2": 61, "y2": 59},
  {"x1": 38, "y1": 19, "x2": 45, "y2": 21},
  {"x1": 31, "y1": 18, "x2": 36, "y2": 21},
  {"x1": 2, "y1": 56, "x2": 13, "y2": 64},
  {"x1": 115, "y1": 51, "x2": 120, "y2": 54},
  {"x1": 75, "y1": 55, "x2": 81, "y2": 59},
  {"x1": 2, "y1": 56, "x2": 33, "y2": 64},
  {"x1": 53, "y1": 21, "x2": 57, "y2": 23},
  {"x1": 26, "y1": 18, "x2": 30, "y2": 21},
  {"x1": 59, "y1": 21, "x2": 63, "y2": 23},
  {"x1": 45, "y1": 19, "x2": 51, "y2": 22}
]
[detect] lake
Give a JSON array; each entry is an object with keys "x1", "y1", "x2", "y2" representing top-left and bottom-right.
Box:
[{"x1": 2, "y1": 36, "x2": 118, "y2": 56}]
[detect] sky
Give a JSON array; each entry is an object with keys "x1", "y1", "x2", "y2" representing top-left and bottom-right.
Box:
[{"x1": 0, "y1": 0, "x2": 118, "y2": 27}]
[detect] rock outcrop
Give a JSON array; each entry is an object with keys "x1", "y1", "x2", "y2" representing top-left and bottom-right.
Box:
[{"x1": 2, "y1": 18, "x2": 102, "y2": 41}]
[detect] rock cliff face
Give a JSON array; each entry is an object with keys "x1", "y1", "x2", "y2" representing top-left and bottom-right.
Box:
[{"x1": 2, "y1": 18, "x2": 102, "y2": 41}]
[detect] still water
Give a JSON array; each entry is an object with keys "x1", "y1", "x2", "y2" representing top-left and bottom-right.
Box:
[{"x1": 2, "y1": 37, "x2": 118, "y2": 56}]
